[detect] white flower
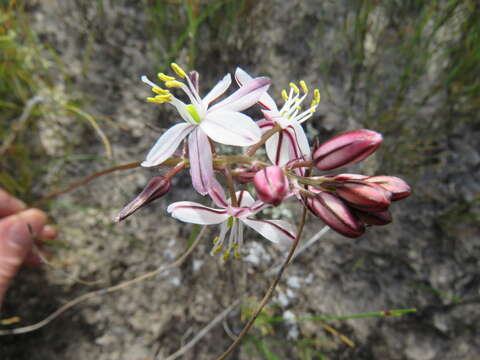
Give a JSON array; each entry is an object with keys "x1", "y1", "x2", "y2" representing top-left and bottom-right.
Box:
[
  {"x1": 235, "y1": 67, "x2": 320, "y2": 167},
  {"x1": 167, "y1": 182, "x2": 296, "y2": 259},
  {"x1": 141, "y1": 63, "x2": 270, "y2": 195}
]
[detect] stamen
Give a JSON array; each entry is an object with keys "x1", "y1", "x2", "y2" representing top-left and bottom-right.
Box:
[
  {"x1": 299, "y1": 80, "x2": 308, "y2": 93},
  {"x1": 222, "y1": 249, "x2": 231, "y2": 261},
  {"x1": 152, "y1": 87, "x2": 170, "y2": 95},
  {"x1": 289, "y1": 82, "x2": 300, "y2": 94},
  {"x1": 158, "y1": 73, "x2": 176, "y2": 82},
  {"x1": 165, "y1": 80, "x2": 184, "y2": 88},
  {"x1": 146, "y1": 95, "x2": 172, "y2": 104},
  {"x1": 314, "y1": 89, "x2": 321, "y2": 104},
  {"x1": 281, "y1": 89, "x2": 288, "y2": 101},
  {"x1": 171, "y1": 62, "x2": 187, "y2": 79},
  {"x1": 141, "y1": 75, "x2": 161, "y2": 89}
]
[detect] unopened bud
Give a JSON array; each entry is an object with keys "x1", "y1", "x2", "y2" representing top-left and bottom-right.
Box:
[
  {"x1": 365, "y1": 176, "x2": 411, "y2": 201},
  {"x1": 353, "y1": 209, "x2": 392, "y2": 226},
  {"x1": 115, "y1": 176, "x2": 171, "y2": 222},
  {"x1": 254, "y1": 166, "x2": 289, "y2": 206},
  {"x1": 313, "y1": 129, "x2": 383, "y2": 171},
  {"x1": 234, "y1": 165, "x2": 260, "y2": 184},
  {"x1": 335, "y1": 181, "x2": 391, "y2": 212},
  {"x1": 306, "y1": 188, "x2": 365, "y2": 238}
]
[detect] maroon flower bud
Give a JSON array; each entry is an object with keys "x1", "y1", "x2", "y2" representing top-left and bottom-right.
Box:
[
  {"x1": 365, "y1": 176, "x2": 411, "y2": 201},
  {"x1": 306, "y1": 188, "x2": 365, "y2": 238},
  {"x1": 234, "y1": 165, "x2": 258, "y2": 184},
  {"x1": 313, "y1": 129, "x2": 383, "y2": 171},
  {"x1": 335, "y1": 181, "x2": 391, "y2": 212},
  {"x1": 253, "y1": 166, "x2": 289, "y2": 206},
  {"x1": 332, "y1": 173, "x2": 369, "y2": 181},
  {"x1": 353, "y1": 209, "x2": 392, "y2": 226},
  {"x1": 115, "y1": 176, "x2": 171, "y2": 222}
]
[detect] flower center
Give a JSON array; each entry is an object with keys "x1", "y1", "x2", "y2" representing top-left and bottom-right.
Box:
[{"x1": 186, "y1": 104, "x2": 201, "y2": 123}]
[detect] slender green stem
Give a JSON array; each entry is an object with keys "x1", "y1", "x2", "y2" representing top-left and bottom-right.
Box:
[{"x1": 215, "y1": 207, "x2": 308, "y2": 360}]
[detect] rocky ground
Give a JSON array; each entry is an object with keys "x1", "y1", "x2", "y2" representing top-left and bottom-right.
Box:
[{"x1": 1, "y1": 0, "x2": 479, "y2": 359}]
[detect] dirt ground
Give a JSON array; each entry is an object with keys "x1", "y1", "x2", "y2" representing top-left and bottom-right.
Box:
[{"x1": 1, "y1": 1, "x2": 479, "y2": 359}]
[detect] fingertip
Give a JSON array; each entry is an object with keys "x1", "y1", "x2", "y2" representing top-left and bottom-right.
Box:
[{"x1": 40, "y1": 225, "x2": 57, "y2": 240}]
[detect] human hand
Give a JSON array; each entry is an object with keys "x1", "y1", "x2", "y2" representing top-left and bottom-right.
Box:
[{"x1": 0, "y1": 189, "x2": 56, "y2": 304}]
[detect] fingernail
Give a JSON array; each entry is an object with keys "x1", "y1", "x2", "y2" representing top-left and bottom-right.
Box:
[{"x1": 7, "y1": 220, "x2": 34, "y2": 250}]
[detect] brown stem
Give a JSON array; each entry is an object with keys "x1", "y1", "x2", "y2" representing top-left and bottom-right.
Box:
[
  {"x1": 215, "y1": 207, "x2": 308, "y2": 360},
  {"x1": 33, "y1": 161, "x2": 142, "y2": 207},
  {"x1": 224, "y1": 166, "x2": 238, "y2": 207},
  {"x1": 245, "y1": 124, "x2": 281, "y2": 156},
  {"x1": 290, "y1": 160, "x2": 314, "y2": 169}
]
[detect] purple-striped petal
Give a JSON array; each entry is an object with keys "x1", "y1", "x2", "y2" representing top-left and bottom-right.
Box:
[
  {"x1": 201, "y1": 110, "x2": 261, "y2": 146},
  {"x1": 167, "y1": 201, "x2": 229, "y2": 225},
  {"x1": 208, "y1": 178, "x2": 229, "y2": 208},
  {"x1": 234, "y1": 68, "x2": 277, "y2": 111},
  {"x1": 210, "y1": 77, "x2": 271, "y2": 112},
  {"x1": 188, "y1": 128, "x2": 214, "y2": 195},
  {"x1": 242, "y1": 218, "x2": 296, "y2": 246},
  {"x1": 313, "y1": 129, "x2": 383, "y2": 171},
  {"x1": 142, "y1": 122, "x2": 195, "y2": 167},
  {"x1": 203, "y1": 73, "x2": 232, "y2": 106}
]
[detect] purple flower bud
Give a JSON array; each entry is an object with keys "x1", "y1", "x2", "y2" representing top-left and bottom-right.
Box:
[
  {"x1": 313, "y1": 129, "x2": 383, "y2": 171},
  {"x1": 115, "y1": 176, "x2": 171, "y2": 222},
  {"x1": 306, "y1": 188, "x2": 365, "y2": 238},
  {"x1": 353, "y1": 209, "x2": 392, "y2": 226},
  {"x1": 332, "y1": 173, "x2": 369, "y2": 181},
  {"x1": 234, "y1": 165, "x2": 259, "y2": 184},
  {"x1": 253, "y1": 166, "x2": 289, "y2": 206},
  {"x1": 335, "y1": 181, "x2": 391, "y2": 212},
  {"x1": 365, "y1": 176, "x2": 411, "y2": 201}
]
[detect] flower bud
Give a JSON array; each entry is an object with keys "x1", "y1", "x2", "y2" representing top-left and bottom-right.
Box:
[
  {"x1": 234, "y1": 165, "x2": 259, "y2": 184},
  {"x1": 253, "y1": 166, "x2": 289, "y2": 206},
  {"x1": 115, "y1": 176, "x2": 171, "y2": 222},
  {"x1": 365, "y1": 176, "x2": 411, "y2": 201},
  {"x1": 313, "y1": 129, "x2": 383, "y2": 171},
  {"x1": 306, "y1": 188, "x2": 365, "y2": 238},
  {"x1": 353, "y1": 209, "x2": 392, "y2": 226},
  {"x1": 335, "y1": 181, "x2": 391, "y2": 212}
]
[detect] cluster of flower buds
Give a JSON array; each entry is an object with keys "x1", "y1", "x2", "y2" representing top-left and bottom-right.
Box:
[{"x1": 115, "y1": 63, "x2": 411, "y2": 258}]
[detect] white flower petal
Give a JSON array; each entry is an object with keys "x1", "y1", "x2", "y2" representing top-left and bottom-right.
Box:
[
  {"x1": 210, "y1": 77, "x2": 271, "y2": 112},
  {"x1": 142, "y1": 123, "x2": 194, "y2": 167},
  {"x1": 201, "y1": 111, "x2": 261, "y2": 146},
  {"x1": 167, "y1": 201, "x2": 229, "y2": 225},
  {"x1": 203, "y1": 73, "x2": 232, "y2": 106},
  {"x1": 188, "y1": 128, "x2": 214, "y2": 195},
  {"x1": 265, "y1": 131, "x2": 291, "y2": 166},
  {"x1": 235, "y1": 68, "x2": 278, "y2": 111},
  {"x1": 290, "y1": 123, "x2": 311, "y2": 159},
  {"x1": 242, "y1": 218, "x2": 296, "y2": 246},
  {"x1": 208, "y1": 178, "x2": 229, "y2": 208},
  {"x1": 236, "y1": 190, "x2": 256, "y2": 207}
]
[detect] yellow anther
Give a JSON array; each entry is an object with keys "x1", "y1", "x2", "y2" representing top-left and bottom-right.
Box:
[
  {"x1": 309, "y1": 105, "x2": 317, "y2": 113},
  {"x1": 165, "y1": 80, "x2": 184, "y2": 88},
  {"x1": 158, "y1": 73, "x2": 175, "y2": 82},
  {"x1": 222, "y1": 250, "x2": 231, "y2": 262},
  {"x1": 212, "y1": 243, "x2": 223, "y2": 255},
  {"x1": 296, "y1": 105, "x2": 302, "y2": 111},
  {"x1": 152, "y1": 87, "x2": 170, "y2": 95},
  {"x1": 170, "y1": 62, "x2": 187, "y2": 78},
  {"x1": 281, "y1": 89, "x2": 288, "y2": 101},
  {"x1": 289, "y1": 82, "x2": 300, "y2": 94},
  {"x1": 234, "y1": 250, "x2": 241, "y2": 259},
  {"x1": 213, "y1": 236, "x2": 220, "y2": 244},
  {"x1": 299, "y1": 80, "x2": 308, "y2": 93},
  {"x1": 314, "y1": 89, "x2": 321, "y2": 104},
  {"x1": 146, "y1": 95, "x2": 171, "y2": 104}
]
